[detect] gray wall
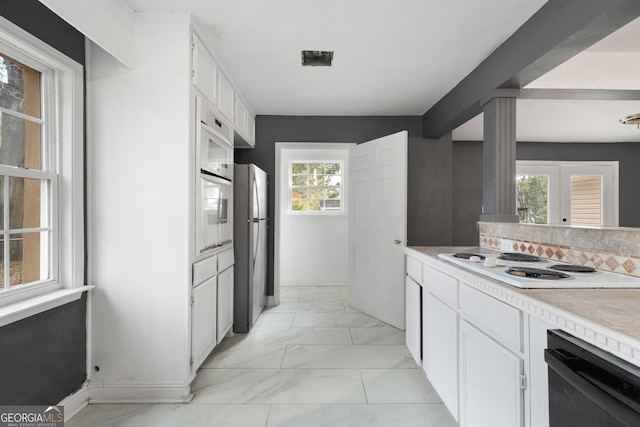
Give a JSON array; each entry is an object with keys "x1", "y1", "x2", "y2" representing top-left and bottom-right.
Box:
[
  {"x1": 450, "y1": 140, "x2": 640, "y2": 230},
  {"x1": 236, "y1": 116, "x2": 426, "y2": 295},
  {"x1": 453, "y1": 141, "x2": 484, "y2": 244},
  {"x1": 517, "y1": 141, "x2": 640, "y2": 228},
  {"x1": 0, "y1": 0, "x2": 87, "y2": 405}
]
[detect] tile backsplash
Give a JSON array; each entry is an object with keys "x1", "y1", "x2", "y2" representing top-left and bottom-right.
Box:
[{"x1": 478, "y1": 222, "x2": 640, "y2": 278}]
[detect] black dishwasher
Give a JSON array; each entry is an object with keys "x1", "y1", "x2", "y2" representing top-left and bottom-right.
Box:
[{"x1": 545, "y1": 329, "x2": 640, "y2": 427}]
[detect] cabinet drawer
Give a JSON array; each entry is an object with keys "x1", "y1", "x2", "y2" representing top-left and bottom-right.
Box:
[
  {"x1": 460, "y1": 284, "x2": 522, "y2": 352},
  {"x1": 424, "y1": 266, "x2": 458, "y2": 309},
  {"x1": 406, "y1": 256, "x2": 423, "y2": 284},
  {"x1": 193, "y1": 255, "x2": 218, "y2": 286},
  {"x1": 218, "y1": 248, "x2": 234, "y2": 272}
]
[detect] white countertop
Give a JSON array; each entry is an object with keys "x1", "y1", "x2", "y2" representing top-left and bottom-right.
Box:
[{"x1": 406, "y1": 246, "x2": 640, "y2": 365}]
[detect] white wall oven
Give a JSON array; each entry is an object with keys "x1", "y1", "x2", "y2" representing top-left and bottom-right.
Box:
[{"x1": 196, "y1": 96, "x2": 234, "y2": 254}]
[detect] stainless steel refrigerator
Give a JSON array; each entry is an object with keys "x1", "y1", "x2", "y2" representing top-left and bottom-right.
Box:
[{"x1": 233, "y1": 164, "x2": 268, "y2": 333}]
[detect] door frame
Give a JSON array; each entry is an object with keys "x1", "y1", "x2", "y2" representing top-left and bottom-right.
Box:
[{"x1": 273, "y1": 142, "x2": 355, "y2": 306}]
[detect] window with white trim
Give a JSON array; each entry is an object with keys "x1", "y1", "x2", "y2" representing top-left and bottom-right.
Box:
[
  {"x1": 0, "y1": 54, "x2": 52, "y2": 291},
  {"x1": 289, "y1": 161, "x2": 343, "y2": 213},
  {"x1": 0, "y1": 17, "x2": 84, "y2": 307}
]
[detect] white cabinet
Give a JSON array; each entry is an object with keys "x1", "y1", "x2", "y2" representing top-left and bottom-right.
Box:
[
  {"x1": 217, "y1": 265, "x2": 234, "y2": 343},
  {"x1": 422, "y1": 265, "x2": 459, "y2": 421},
  {"x1": 247, "y1": 113, "x2": 255, "y2": 144},
  {"x1": 192, "y1": 33, "x2": 217, "y2": 104},
  {"x1": 528, "y1": 316, "x2": 555, "y2": 427},
  {"x1": 234, "y1": 94, "x2": 248, "y2": 133},
  {"x1": 459, "y1": 283, "x2": 524, "y2": 427},
  {"x1": 460, "y1": 321, "x2": 524, "y2": 427},
  {"x1": 191, "y1": 275, "x2": 217, "y2": 370},
  {"x1": 405, "y1": 276, "x2": 422, "y2": 365},
  {"x1": 234, "y1": 92, "x2": 255, "y2": 147},
  {"x1": 423, "y1": 291, "x2": 459, "y2": 420},
  {"x1": 217, "y1": 70, "x2": 234, "y2": 122}
]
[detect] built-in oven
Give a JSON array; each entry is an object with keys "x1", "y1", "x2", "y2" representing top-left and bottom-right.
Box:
[
  {"x1": 545, "y1": 329, "x2": 640, "y2": 427},
  {"x1": 196, "y1": 96, "x2": 234, "y2": 254},
  {"x1": 197, "y1": 96, "x2": 233, "y2": 181}
]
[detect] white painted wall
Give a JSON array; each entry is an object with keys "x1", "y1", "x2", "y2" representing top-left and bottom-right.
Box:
[
  {"x1": 278, "y1": 145, "x2": 351, "y2": 286},
  {"x1": 39, "y1": 0, "x2": 135, "y2": 67},
  {"x1": 86, "y1": 16, "x2": 194, "y2": 401}
]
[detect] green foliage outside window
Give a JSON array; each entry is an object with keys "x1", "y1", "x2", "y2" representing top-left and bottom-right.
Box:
[
  {"x1": 291, "y1": 162, "x2": 342, "y2": 212},
  {"x1": 516, "y1": 175, "x2": 548, "y2": 224}
]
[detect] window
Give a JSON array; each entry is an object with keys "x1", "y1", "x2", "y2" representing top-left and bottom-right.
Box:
[
  {"x1": 516, "y1": 174, "x2": 548, "y2": 224},
  {"x1": 289, "y1": 161, "x2": 342, "y2": 213},
  {"x1": 516, "y1": 161, "x2": 618, "y2": 227},
  {"x1": 0, "y1": 17, "x2": 84, "y2": 309},
  {"x1": 0, "y1": 54, "x2": 52, "y2": 291}
]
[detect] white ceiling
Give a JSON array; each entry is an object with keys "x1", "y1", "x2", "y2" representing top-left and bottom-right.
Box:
[
  {"x1": 124, "y1": 0, "x2": 547, "y2": 116},
  {"x1": 124, "y1": 0, "x2": 640, "y2": 142},
  {"x1": 453, "y1": 16, "x2": 640, "y2": 143}
]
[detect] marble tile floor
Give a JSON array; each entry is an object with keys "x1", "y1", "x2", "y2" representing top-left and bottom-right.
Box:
[{"x1": 67, "y1": 285, "x2": 458, "y2": 427}]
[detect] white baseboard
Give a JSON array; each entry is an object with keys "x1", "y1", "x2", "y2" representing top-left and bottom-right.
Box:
[
  {"x1": 88, "y1": 382, "x2": 193, "y2": 404},
  {"x1": 60, "y1": 382, "x2": 193, "y2": 422},
  {"x1": 59, "y1": 382, "x2": 90, "y2": 422},
  {"x1": 279, "y1": 277, "x2": 348, "y2": 286}
]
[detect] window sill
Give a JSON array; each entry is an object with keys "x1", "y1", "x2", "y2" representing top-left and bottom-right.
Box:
[{"x1": 0, "y1": 286, "x2": 94, "y2": 328}]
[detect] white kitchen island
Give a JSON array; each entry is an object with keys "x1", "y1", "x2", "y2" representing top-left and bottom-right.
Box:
[{"x1": 405, "y1": 245, "x2": 640, "y2": 427}]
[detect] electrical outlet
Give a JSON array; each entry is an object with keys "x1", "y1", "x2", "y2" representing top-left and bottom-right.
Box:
[{"x1": 500, "y1": 239, "x2": 515, "y2": 252}]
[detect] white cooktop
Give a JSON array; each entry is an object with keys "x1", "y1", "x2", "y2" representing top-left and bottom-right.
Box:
[{"x1": 438, "y1": 253, "x2": 640, "y2": 289}]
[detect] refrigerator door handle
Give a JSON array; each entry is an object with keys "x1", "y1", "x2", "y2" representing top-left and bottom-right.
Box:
[{"x1": 253, "y1": 175, "x2": 260, "y2": 267}]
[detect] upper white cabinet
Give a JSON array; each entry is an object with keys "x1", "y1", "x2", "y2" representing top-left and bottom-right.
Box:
[
  {"x1": 192, "y1": 33, "x2": 217, "y2": 105},
  {"x1": 217, "y1": 70, "x2": 235, "y2": 122},
  {"x1": 234, "y1": 92, "x2": 256, "y2": 147},
  {"x1": 192, "y1": 31, "x2": 256, "y2": 147}
]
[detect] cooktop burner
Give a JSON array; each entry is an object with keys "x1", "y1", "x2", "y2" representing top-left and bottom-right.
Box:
[
  {"x1": 453, "y1": 253, "x2": 486, "y2": 260},
  {"x1": 505, "y1": 267, "x2": 570, "y2": 280},
  {"x1": 498, "y1": 252, "x2": 542, "y2": 262},
  {"x1": 548, "y1": 264, "x2": 596, "y2": 273}
]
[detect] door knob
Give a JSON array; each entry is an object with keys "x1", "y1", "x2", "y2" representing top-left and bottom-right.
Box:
[{"x1": 394, "y1": 240, "x2": 402, "y2": 245}]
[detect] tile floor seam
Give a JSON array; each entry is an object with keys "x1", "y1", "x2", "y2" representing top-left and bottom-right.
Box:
[{"x1": 359, "y1": 369, "x2": 370, "y2": 404}]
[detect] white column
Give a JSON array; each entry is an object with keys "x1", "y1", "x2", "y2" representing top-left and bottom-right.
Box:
[{"x1": 479, "y1": 90, "x2": 519, "y2": 223}]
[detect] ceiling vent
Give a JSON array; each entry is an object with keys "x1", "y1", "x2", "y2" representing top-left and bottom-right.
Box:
[{"x1": 301, "y1": 50, "x2": 334, "y2": 67}]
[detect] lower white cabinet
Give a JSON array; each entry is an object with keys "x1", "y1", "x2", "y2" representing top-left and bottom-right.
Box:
[
  {"x1": 528, "y1": 315, "x2": 555, "y2": 427},
  {"x1": 423, "y1": 291, "x2": 459, "y2": 420},
  {"x1": 191, "y1": 275, "x2": 217, "y2": 370},
  {"x1": 405, "y1": 276, "x2": 422, "y2": 365},
  {"x1": 459, "y1": 320, "x2": 524, "y2": 427},
  {"x1": 217, "y1": 265, "x2": 234, "y2": 343}
]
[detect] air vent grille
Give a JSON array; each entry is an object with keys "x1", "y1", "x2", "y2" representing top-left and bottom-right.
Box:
[{"x1": 301, "y1": 50, "x2": 334, "y2": 67}]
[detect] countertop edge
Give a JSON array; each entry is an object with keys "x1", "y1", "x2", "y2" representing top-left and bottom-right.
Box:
[{"x1": 405, "y1": 246, "x2": 640, "y2": 366}]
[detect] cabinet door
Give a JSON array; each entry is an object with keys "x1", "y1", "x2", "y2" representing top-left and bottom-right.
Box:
[
  {"x1": 423, "y1": 292, "x2": 459, "y2": 420},
  {"x1": 247, "y1": 113, "x2": 255, "y2": 145},
  {"x1": 460, "y1": 321, "x2": 524, "y2": 427},
  {"x1": 191, "y1": 275, "x2": 217, "y2": 370},
  {"x1": 217, "y1": 266, "x2": 234, "y2": 342},
  {"x1": 405, "y1": 276, "x2": 422, "y2": 366},
  {"x1": 528, "y1": 316, "x2": 555, "y2": 427},
  {"x1": 192, "y1": 34, "x2": 217, "y2": 104},
  {"x1": 217, "y1": 71, "x2": 234, "y2": 121},
  {"x1": 234, "y1": 94, "x2": 248, "y2": 135}
]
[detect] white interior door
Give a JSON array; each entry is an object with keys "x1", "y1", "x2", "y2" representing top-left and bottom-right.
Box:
[{"x1": 348, "y1": 131, "x2": 407, "y2": 330}]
